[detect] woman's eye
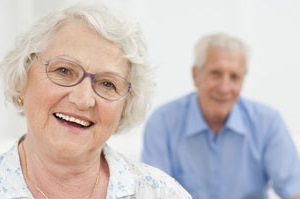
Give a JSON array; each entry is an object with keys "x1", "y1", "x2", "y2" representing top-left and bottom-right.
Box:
[
  {"x1": 57, "y1": 67, "x2": 71, "y2": 75},
  {"x1": 103, "y1": 81, "x2": 115, "y2": 89}
]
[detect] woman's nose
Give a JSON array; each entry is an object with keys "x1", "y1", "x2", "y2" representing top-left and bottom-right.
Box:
[{"x1": 68, "y1": 78, "x2": 96, "y2": 110}]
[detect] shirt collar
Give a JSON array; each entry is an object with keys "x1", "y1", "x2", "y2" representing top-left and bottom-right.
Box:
[
  {"x1": 185, "y1": 93, "x2": 210, "y2": 136},
  {"x1": 103, "y1": 144, "x2": 135, "y2": 198},
  {"x1": 185, "y1": 95, "x2": 247, "y2": 136},
  {"x1": 224, "y1": 99, "x2": 247, "y2": 135}
]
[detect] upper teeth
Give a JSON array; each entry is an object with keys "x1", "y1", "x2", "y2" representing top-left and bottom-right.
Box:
[{"x1": 55, "y1": 113, "x2": 91, "y2": 127}]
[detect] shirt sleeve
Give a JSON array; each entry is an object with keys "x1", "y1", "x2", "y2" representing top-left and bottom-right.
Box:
[
  {"x1": 141, "y1": 109, "x2": 173, "y2": 175},
  {"x1": 263, "y1": 112, "x2": 300, "y2": 198}
]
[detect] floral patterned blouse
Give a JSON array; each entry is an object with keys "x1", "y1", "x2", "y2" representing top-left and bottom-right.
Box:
[{"x1": 0, "y1": 138, "x2": 192, "y2": 199}]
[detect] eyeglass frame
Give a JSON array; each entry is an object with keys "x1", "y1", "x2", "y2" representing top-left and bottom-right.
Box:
[{"x1": 41, "y1": 56, "x2": 132, "y2": 101}]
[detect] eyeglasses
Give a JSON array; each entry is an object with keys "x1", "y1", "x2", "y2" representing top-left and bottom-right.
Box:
[{"x1": 42, "y1": 56, "x2": 131, "y2": 101}]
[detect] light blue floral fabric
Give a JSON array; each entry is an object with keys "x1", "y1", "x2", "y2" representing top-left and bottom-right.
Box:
[{"x1": 0, "y1": 139, "x2": 192, "y2": 199}]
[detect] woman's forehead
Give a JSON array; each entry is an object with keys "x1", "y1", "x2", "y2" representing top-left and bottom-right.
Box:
[{"x1": 40, "y1": 21, "x2": 130, "y2": 75}]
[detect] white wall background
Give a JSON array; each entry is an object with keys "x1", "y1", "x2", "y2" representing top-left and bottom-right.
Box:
[{"x1": 1, "y1": 0, "x2": 300, "y2": 165}]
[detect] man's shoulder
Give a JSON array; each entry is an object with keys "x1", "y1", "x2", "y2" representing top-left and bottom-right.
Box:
[
  {"x1": 151, "y1": 92, "x2": 196, "y2": 116},
  {"x1": 238, "y1": 97, "x2": 280, "y2": 117}
]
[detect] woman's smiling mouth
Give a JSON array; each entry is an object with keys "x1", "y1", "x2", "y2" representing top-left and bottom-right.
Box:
[{"x1": 53, "y1": 112, "x2": 93, "y2": 128}]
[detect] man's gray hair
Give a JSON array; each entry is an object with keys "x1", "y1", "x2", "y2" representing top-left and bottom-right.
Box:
[{"x1": 194, "y1": 33, "x2": 249, "y2": 69}]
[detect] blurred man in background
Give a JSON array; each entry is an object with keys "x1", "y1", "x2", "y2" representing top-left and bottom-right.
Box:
[{"x1": 142, "y1": 33, "x2": 300, "y2": 199}]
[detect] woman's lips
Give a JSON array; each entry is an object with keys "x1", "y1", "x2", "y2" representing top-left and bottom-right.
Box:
[{"x1": 53, "y1": 112, "x2": 93, "y2": 128}]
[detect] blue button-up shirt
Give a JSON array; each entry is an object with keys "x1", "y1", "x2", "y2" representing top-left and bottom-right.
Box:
[
  {"x1": 142, "y1": 92, "x2": 300, "y2": 199},
  {"x1": 0, "y1": 139, "x2": 192, "y2": 199}
]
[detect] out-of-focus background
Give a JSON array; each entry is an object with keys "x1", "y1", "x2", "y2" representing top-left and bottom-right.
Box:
[{"x1": 0, "y1": 1, "x2": 299, "y2": 197}]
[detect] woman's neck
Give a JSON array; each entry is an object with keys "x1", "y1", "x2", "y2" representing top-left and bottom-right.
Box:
[{"x1": 18, "y1": 139, "x2": 109, "y2": 199}]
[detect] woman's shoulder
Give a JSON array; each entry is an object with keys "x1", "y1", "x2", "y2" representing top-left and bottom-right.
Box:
[
  {"x1": 104, "y1": 145, "x2": 192, "y2": 198},
  {"x1": 127, "y1": 158, "x2": 192, "y2": 198},
  {"x1": 0, "y1": 141, "x2": 30, "y2": 198},
  {"x1": 0, "y1": 141, "x2": 18, "y2": 170}
]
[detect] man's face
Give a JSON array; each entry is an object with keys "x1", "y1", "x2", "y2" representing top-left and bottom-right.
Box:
[{"x1": 193, "y1": 47, "x2": 246, "y2": 124}]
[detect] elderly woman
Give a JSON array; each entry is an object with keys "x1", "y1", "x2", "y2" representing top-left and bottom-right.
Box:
[{"x1": 0, "y1": 3, "x2": 192, "y2": 199}]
